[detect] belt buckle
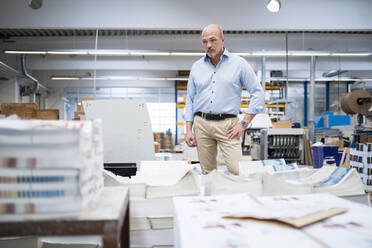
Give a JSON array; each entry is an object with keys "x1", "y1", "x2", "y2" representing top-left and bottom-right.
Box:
[
  {"x1": 219, "y1": 114, "x2": 223, "y2": 120},
  {"x1": 201, "y1": 112, "x2": 206, "y2": 119}
]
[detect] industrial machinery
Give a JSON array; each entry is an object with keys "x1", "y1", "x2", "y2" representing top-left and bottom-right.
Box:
[
  {"x1": 266, "y1": 128, "x2": 304, "y2": 163},
  {"x1": 243, "y1": 127, "x2": 304, "y2": 164},
  {"x1": 340, "y1": 89, "x2": 372, "y2": 127},
  {"x1": 83, "y1": 99, "x2": 155, "y2": 176}
]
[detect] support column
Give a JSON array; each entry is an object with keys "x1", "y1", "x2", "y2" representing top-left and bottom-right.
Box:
[
  {"x1": 261, "y1": 56, "x2": 266, "y2": 92},
  {"x1": 175, "y1": 80, "x2": 178, "y2": 146},
  {"x1": 326, "y1": 81, "x2": 330, "y2": 112},
  {"x1": 309, "y1": 56, "x2": 316, "y2": 143},
  {"x1": 304, "y1": 81, "x2": 308, "y2": 127}
]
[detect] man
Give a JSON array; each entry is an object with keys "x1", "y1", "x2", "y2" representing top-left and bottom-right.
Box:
[{"x1": 185, "y1": 24, "x2": 264, "y2": 175}]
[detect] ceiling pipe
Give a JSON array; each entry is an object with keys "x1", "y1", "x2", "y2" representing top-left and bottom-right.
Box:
[
  {"x1": 322, "y1": 70, "x2": 348, "y2": 77},
  {"x1": 21, "y1": 55, "x2": 49, "y2": 102}
]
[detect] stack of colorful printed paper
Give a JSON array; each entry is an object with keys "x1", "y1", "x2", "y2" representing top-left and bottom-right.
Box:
[{"x1": 0, "y1": 119, "x2": 104, "y2": 219}]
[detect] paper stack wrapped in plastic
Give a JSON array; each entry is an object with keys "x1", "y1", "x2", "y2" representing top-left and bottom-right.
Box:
[{"x1": 0, "y1": 119, "x2": 104, "y2": 220}]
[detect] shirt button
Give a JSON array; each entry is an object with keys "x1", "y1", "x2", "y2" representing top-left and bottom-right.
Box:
[
  {"x1": 212, "y1": 91, "x2": 214, "y2": 93},
  {"x1": 213, "y1": 81, "x2": 215, "y2": 83},
  {"x1": 210, "y1": 101, "x2": 213, "y2": 103},
  {"x1": 214, "y1": 72, "x2": 216, "y2": 74}
]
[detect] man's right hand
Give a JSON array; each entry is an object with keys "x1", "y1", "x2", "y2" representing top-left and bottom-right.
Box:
[{"x1": 185, "y1": 132, "x2": 197, "y2": 147}]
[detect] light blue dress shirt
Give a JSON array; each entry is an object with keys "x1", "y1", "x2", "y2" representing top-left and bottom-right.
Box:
[{"x1": 185, "y1": 48, "x2": 265, "y2": 122}]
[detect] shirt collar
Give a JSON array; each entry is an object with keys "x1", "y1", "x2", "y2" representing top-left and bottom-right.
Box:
[{"x1": 204, "y1": 48, "x2": 230, "y2": 62}]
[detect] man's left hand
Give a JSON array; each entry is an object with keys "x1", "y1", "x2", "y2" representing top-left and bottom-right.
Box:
[{"x1": 226, "y1": 122, "x2": 246, "y2": 140}]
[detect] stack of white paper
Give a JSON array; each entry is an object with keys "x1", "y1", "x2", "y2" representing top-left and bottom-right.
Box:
[
  {"x1": 103, "y1": 162, "x2": 199, "y2": 247},
  {"x1": 0, "y1": 119, "x2": 104, "y2": 220},
  {"x1": 262, "y1": 166, "x2": 365, "y2": 197},
  {"x1": 239, "y1": 159, "x2": 298, "y2": 177},
  {"x1": 204, "y1": 170, "x2": 262, "y2": 196}
]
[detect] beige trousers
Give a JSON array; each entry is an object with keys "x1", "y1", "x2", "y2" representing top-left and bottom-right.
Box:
[{"x1": 193, "y1": 115, "x2": 242, "y2": 175}]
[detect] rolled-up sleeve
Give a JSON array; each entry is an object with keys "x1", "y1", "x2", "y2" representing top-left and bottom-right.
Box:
[
  {"x1": 241, "y1": 60, "x2": 265, "y2": 114},
  {"x1": 185, "y1": 72, "x2": 196, "y2": 122}
]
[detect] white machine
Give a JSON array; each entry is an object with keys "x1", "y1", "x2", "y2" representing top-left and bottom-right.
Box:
[
  {"x1": 245, "y1": 128, "x2": 304, "y2": 164},
  {"x1": 83, "y1": 99, "x2": 155, "y2": 176}
]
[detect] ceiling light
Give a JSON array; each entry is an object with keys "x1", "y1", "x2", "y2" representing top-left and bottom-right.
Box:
[
  {"x1": 27, "y1": 0, "x2": 43, "y2": 9},
  {"x1": 4, "y1": 50, "x2": 47, "y2": 55},
  {"x1": 234, "y1": 52, "x2": 252, "y2": 56},
  {"x1": 267, "y1": 0, "x2": 281, "y2": 13},
  {"x1": 291, "y1": 52, "x2": 331, "y2": 56},
  {"x1": 88, "y1": 51, "x2": 130, "y2": 55},
  {"x1": 50, "y1": 76, "x2": 189, "y2": 81},
  {"x1": 252, "y1": 52, "x2": 286, "y2": 56},
  {"x1": 129, "y1": 52, "x2": 171, "y2": 56},
  {"x1": 50, "y1": 77, "x2": 80, "y2": 80},
  {"x1": 4, "y1": 49, "x2": 372, "y2": 57},
  {"x1": 331, "y1": 52, "x2": 371, "y2": 56},
  {"x1": 47, "y1": 51, "x2": 88, "y2": 55},
  {"x1": 170, "y1": 52, "x2": 205, "y2": 56}
]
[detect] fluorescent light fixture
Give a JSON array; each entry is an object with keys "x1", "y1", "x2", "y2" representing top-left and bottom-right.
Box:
[
  {"x1": 252, "y1": 52, "x2": 286, "y2": 56},
  {"x1": 88, "y1": 51, "x2": 130, "y2": 55},
  {"x1": 47, "y1": 51, "x2": 89, "y2": 55},
  {"x1": 4, "y1": 49, "x2": 372, "y2": 57},
  {"x1": 129, "y1": 52, "x2": 171, "y2": 56},
  {"x1": 5, "y1": 50, "x2": 47, "y2": 55},
  {"x1": 50, "y1": 77, "x2": 80, "y2": 80},
  {"x1": 291, "y1": 52, "x2": 331, "y2": 56},
  {"x1": 170, "y1": 52, "x2": 205, "y2": 56},
  {"x1": 50, "y1": 76, "x2": 189, "y2": 81},
  {"x1": 166, "y1": 77, "x2": 189, "y2": 81},
  {"x1": 51, "y1": 76, "x2": 372, "y2": 82},
  {"x1": 267, "y1": 0, "x2": 281, "y2": 13},
  {"x1": 234, "y1": 52, "x2": 253, "y2": 56},
  {"x1": 331, "y1": 52, "x2": 371, "y2": 56}
]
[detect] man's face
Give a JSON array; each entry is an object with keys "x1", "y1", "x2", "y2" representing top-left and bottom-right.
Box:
[{"x1": 201, "y1": 28, "x2": 225, "y2": 59}]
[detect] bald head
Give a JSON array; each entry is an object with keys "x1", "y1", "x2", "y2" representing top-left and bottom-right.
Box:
[
  {"x1": 201, "y1": 24, "x2": 225, "y2": 61},
  {"x1": 202, "y1": 24, "x2": 224, "y2": 39}
]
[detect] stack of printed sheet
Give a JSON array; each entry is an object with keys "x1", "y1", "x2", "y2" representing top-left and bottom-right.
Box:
[
  {"x1": 238, "y1": 159, "x2": 365, "y2": 197},
  {"x1": 262, "y1": 166, "x2": 365, "y2": 197},
  {"x1": 350, "y1": 143, "x2": 372, "y2": 191},
  {"x1": 0, "y1": 119, "x2": 104, "y2": 220},
  {"x1": 174, "y1": 193, "x2": 372, "y2": 248},
  {"x1": 103, "y1": 161, "x2": 199, "y2": 248},
  {"x1": 239, "y1": 158, "x2": 299, "y2": 176}
]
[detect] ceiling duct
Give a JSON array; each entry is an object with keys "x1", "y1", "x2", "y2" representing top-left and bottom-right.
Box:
[
  {"x1": 21, "y1": 55, "x2": 49, "y2": 101},
  {"x1": 322, "y1": 70, "x2": 348, "y2": 77}
]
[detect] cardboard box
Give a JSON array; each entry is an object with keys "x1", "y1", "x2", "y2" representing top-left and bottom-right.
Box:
[
  {"x1": 273, "y1": 120, "x2": 292, "y2": 128},
  {"x1": 359, "y1": 135, "x2": 372, "y2": 143},
  {"x1": 0, "y1": 102, "x2": 37, "y2": 119},
  {"x1": 324, "y1": 137, "x2": 344, "y2": 149},
  {"x1": 80, "y1": 97, "x2": 95, "y2": 103},
  {"x1": 36, "y1": 109, "x2": 59, "y2": 120},
  {"x1": 154, "y1": 142, "x2": 161, "y2": 153},
  {"x1": 77, "y1": 104, "x2": 84, "y2": 112},
  {"x1": 74, "y1": 111, "x2": 85, "y2": 119}
]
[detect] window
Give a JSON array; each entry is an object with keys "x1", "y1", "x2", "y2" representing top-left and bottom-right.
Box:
[{"x1": 147, "y1": 102, "x2": 176, "y2": 135}]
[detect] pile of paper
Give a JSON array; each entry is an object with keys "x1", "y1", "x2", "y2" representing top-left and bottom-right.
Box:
[
  {"x1": 174, "y1": 193, "x2": 372, "y2": 248},
  {"x1": 262, "y1": 166, "x2": 365, "y2": 196},
  {"x1": 350, "y1": 143, "x2": 372, "y2": 191},
  {"x1": 0, "y1": 119, "x2": 104, "y2": 219},
  {"x1": 203, "y1": 170, "x2": 262, "y2": 196},
  {"x1": 239, "y1": 159, "x2": 298, "y2": 177},
  {"x1": 103, "y1": 161, "x2": 199, "y2": 247}
]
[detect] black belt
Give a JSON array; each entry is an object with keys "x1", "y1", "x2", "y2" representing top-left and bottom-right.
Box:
[{"x1": 194, "y1": 112, "x2": 236, "y2": 120}]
